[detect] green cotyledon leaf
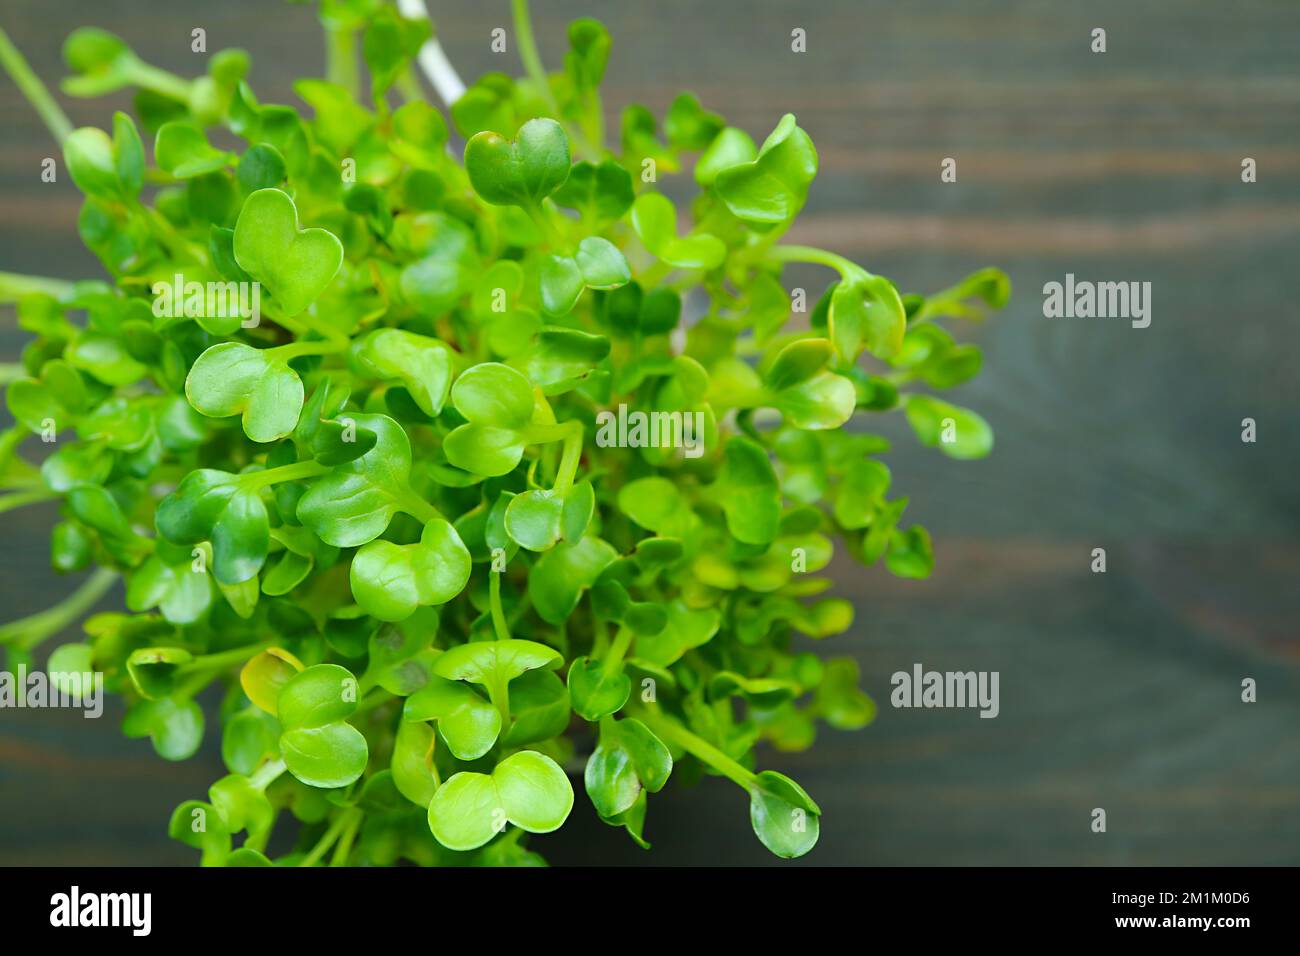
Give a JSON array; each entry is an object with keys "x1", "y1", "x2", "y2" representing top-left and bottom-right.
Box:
[
  {"x1": 232, "y1": 187, "x2": 343, "y2": 316},
  {"x1": 749, "y1": 770, "x2": 820, "y2": 858},
  {"x1": 350, "y1": 328, "x2": 453, "y2": 418},
  {"x1": 155, "y1": 468, "x2": 269, "y2": 584},
  {"x1": 540, "y1": 237, "x2": 631, "y2": 317},
  {"x1": 276, "y1": 664, "x2": 368, "y2": 789},
  {"x1": 713, "y1": 113, "x2": 817, "y2": 225},
  {"x1": 903, "y1": 394, "x2": 993, "y2": 460},
  {"x1": 404, "y1": 673, "x2": 502, "y2": 761},
  {"x1": 349, "y1": 518, "x2": 472, "y2": 622},
  {"x1": 427, "y1": 750, "x2": 573, "y2": 851},
  {"x1": 442, "y1": 362, "x2": 536, "y2": 476},
  {"x1": 297, "y1": 413, "x2": 423, "y2": 547},
  {"x1": 185, "y1": 342, "x2": 304, "y2": 443},
  {"x1": 714, "y1": 435, "x2": 781, "y2": 545},
  {"x1": 464, "y1": 118, "x2": 571, "y2": 207},
  {"x1": 630, "y1": 192, "x2": 725, "y2": 270},
  {"x1": 584, "y1": 717, "x2": 672, "y2": 821}
]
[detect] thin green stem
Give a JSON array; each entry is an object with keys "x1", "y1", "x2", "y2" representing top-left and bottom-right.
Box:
[
  {"x1": 269, "y1": 338, "x2": 349, "y2": 362},
  {"x1": 129, "y1": 61, "x2": 193, "y2": 102},
  {"x1": 526, "y1": 201, "x2": 571, "y2": 254},
  {"x1": 523, "y1": 420, "x2": 583, "y2": 493},
  {"x1": 395, "y1": 69, "x2": 426, "y2": 104},
  {"x1": 0, "y1": 487, "x2": 56, "y2": 514},
  {"x1": 181, "y1": 639, "x2": 274, "y2": 677},
  {"x1": 299, "y1": 809, "x2": 359, "y2": 868},
  {"x1": 133, "y1": 201, "x2": 208, "y2": 264},
  {"x1": 352, "y1": 687, "x2": 394, "y2": 714},
  {"x1": 399, "y1": 490, "x2": 442, "y2": 525},
  {"x1": 0, "y1": 363, "x2": 28, "y2": 385},
  {"x1": 261, "y1": 302, "x2": 349, "y2": 349},
  {"x1": 600, "y1": 625, "x2": 632, "y2": 681},
  {"x1": 554, "y1": 422, "x2": 583, "y2": 494},
  {"x1": 326, "y1": 25, "x2": 359, "y2": 99},
  {"x1": 248, "y1": 757, "x2": 287, "y2": 791},
  {"x1": 767, "y1": 244, "x2": 868, "y2": 282},
  {"x1": 486, "y1": 672, "x2": 512, "y2": 730},
  {"x1": 0, "y1": 26, "x2": 73, "y2": 143},
  {"x1": 0, "y1": 568, "x2": 118, "y2": 650},
  {"x1": 0, "y1": 270, "x2": 76, "y2": 303},
  {"x1": 639, "y1": 710, "x2": 758, "y2": 791},
  {"x1": 489, "y1": 569, "x2": 511, "y2": 641},
  {"x1": 330, "y1": 809, "x2": 362, "y2": 866},
  {"x1": 511, "y1": 0, "x2": 560, "y2": 117},
  {"x1": 242, "y1": 460, "x2": 330, "y2": 491}
]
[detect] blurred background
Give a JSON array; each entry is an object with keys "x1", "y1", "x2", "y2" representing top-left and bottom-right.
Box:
[{"x1": 1, "y1": 0, "x2": 1298, "y2": 865}]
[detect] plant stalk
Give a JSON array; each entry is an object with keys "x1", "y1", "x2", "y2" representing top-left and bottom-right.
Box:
[{"x1": 0, "y1": 25, "x2": 73, "y2": 142}]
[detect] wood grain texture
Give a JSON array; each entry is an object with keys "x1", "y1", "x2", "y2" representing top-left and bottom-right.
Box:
[{"x1": 1, "y1": 0, "x2": 1297, "y2": 866}]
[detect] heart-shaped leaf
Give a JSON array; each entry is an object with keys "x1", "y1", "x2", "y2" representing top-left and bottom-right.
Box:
[
  {"x1": 552, "y1": 159, "x2": 633, "y2": 223},
  {"x1": 62, "y1": 112, "x2": 144, "y2": 201},
  {"x1": 714, "y1": 114, "x2": 817, "y2": 225},
  {"x1": 815, "y1": 658, "x2": 877, "y2": 730},
  {"x1": 391, "y1": 718, "x2": 440, "y2": 809},
  {"x1": 634, "y1": 600, "x2": 720, "y2": 667},
  {"x1": 239, "y1": 647, "x2": 304, "y2": 716},
  {"x1": 432, "y1": 639, "x2": 561, "y2": 688},
  {"x1": 464, "y1": 118, "x2": 571, "y2": 207},
  {"x1": 349, "y1": 518, "x2": 472, "y2": 621},
  {"x1": 186, "y1": 342, "x2": 304, "y2": 443},
  {"x1": 123, "y1": 696, "x2": 205, "y2": 761},
  {"x1": 168, "y1": 800, "x2": 231, "y2": 866},
  {"x1": 695, "y1": 126, "x2": 757, "y2": 187},
  {"x1": 540, "y1": 237, "x2": 630, "y2": 316},
  {"x1": 500, "y1": 669, "x2": 570, "y2": 747},
  {"x1": 764, "y1": 338, "x2": 856, "y2": 430},
  {"x1": 155, "y1": 467, "x2": 270, "y2": 584},
  {"x1": 442, "y1": 363, "x2": 537, "y2": 477},
  {"x1": 631, "y1": 192, "x2": 725, "y2": 270},
  {"x1": 233, "y1": 187, "x2": 343, "y2": 316},
  {"x1": 125, "y1": 541, "x2": 214, "y2": 625},
  {"x1": 209, "y1": 773, "x2": 274, "y2": 849},
  {"x1": 404, "y1": 673, "x2": 502, "y2": 760},
  {"x1": 426, "y1": 750, "x2": 573, "y2": 851},
  {"x1": 351, "y1": 329, "x2": 453, "y2": 417},
  {"x1": 519, "y1": 327, "x2": 611, "y2": 393},
  {"x1": 298, "y1": 413, "x2": 420, "y2": 547}
]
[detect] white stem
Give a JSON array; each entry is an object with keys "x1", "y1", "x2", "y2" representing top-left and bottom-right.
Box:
[{"x1": 396, "y1": 0, "x2": 467, "y2": 105}]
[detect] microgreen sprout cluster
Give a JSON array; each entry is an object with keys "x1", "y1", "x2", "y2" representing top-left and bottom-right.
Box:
[{"x1": 0, "y1": 0, "x2": 1007, "y2": 865}]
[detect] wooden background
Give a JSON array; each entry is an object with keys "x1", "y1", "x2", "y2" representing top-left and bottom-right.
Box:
[{"x1": 1, "y1": 0, "x2": 1298, "y2": 865}]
